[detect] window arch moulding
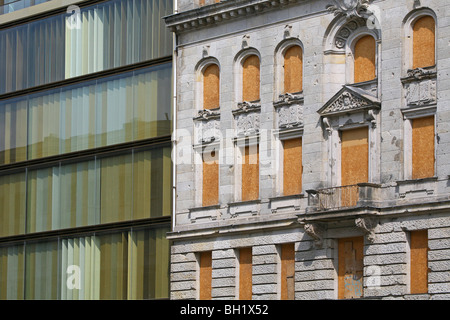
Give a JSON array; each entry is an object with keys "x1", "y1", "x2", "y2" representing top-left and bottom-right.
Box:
[
  {"x1": 401, "y1": 9, "x2": 437, "y2": 112},
  {"x1": 273, "y1": 39, "x2": 305, "y2": 138},
  {"x1": 193, "y1": 57, "x2": 221, "y2": 146}
]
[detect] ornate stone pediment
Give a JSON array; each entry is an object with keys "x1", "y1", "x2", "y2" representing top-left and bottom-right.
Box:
[{"x1": 318, "y1": 85, "x2": 380, "y2": 117}]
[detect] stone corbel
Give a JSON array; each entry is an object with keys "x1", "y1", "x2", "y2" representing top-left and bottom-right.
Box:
[
  {"x1": 367, "y1": 109, "x2": 377, "y2": 128},
  {"x1": 303, "y1": 223, "x2": 327, "y2": 248},
  {"x1": 355, "y1": 217, "x2": 378, "y2": 242},
  {"x1": 322, "y1": 117, "x2": 332, "y2": 136}
]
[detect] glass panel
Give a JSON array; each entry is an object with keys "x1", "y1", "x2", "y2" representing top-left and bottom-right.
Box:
[
  {"x1": 99, "y1": 231, "x2": 129, "y2": 300},
  {"x1": 129, "y1": 227, "x2": 170, "y2": 299},
  {"x1": 59, "y1": 159, "x2": 100, "y2": 229},
  {"x1": 26, "y1": 166, "x2": 60, "y2": 233},
  {"x1": 27, "y1": 88, "x2": 61, "y2": 160},
  {"x1": 25, "y1": 240, "x2": 59, "y2": 299},
  {"x1": 0, "y1": 244, "x2": 25, "y2": 299},
  {"x1": 133, "y1": 146, "x2": 172, "y2": 219},
  {"x1": 100, "y1": 153, "x2": 133, "y2": 224},
  {"x1": 0, "y1": 171, "x2": 26, "y2": 237},
  {"x1": 60, "y1": 80, "x2": 97, "y2": 154},
  {"x1": 133, "y1": 63, "x2": 172, "y2": 139},
  {"x1": 0, "y1": 97, "x2": 27, "y2": 165},
  {"x1": 60, "y1": 236, "x2": 101, "y2": 300}
]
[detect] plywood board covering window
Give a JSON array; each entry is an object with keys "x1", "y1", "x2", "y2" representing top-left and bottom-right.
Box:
[
  {"x1": 280, "y1": 243, "x2": 295, "y2": 300},
  {"x1": 239, "y1": 247, "x2": 252, "y2": 300},
  {"x1": 341, "y1": 127, "x2": 368, "y2": 186},
  {"x1": 202, "y1": 149, "x2": 219, "y2": 206},
  {"x1": 354, "y1": 35, "x2": 376, "y2": 83},
  {"x1": 410, "y1": 230, "x2": 428, "y2": 294},
  {"x1": 412, "y1": 116, "x2": 435, "y2": 179},
  {"x1": 242, "y1": 55, "x2": 260, "y2": 102},
  {"x1": 413, "y1": 16, "x2": 436, "y2": 69},
  {"x1": 242, "y1": 145, "x2": 259, "y2": 202},
  {"x1": 203, "y1": 64, "x2": 220, "y2": 109},
  {"x1": 283, "y1": 138, "x2": 302, "y2": 196},
  {"x1": 284, "y1": 46, "x2": 303, "y2": 94},
  {"x1": 199, "y1": 251, "x2": 212, "y2": 300},
  {"x1": 338, "y1": 237, "x2": 364, "y2": 299}
]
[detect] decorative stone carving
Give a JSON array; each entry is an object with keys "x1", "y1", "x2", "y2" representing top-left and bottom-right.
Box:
[
  {"x1": 277, "y1": 104, "x2": 303, "y2": 129},
  {"x1": 235, "y1": 112, "x2": 260, "y2": 137},
  {"x1": 326, "y1": 0, "x2": 371, "y2": 18},
  {"x1": 406, "y1": 67, "x2": 436, "y2": 80},
  {"x1": 405, "y1": 79, "x2": 436, "y2": 106},
  {"x1": 318, "y1": 85, "x2": 380, "y2": 117},
  {"x1": 355, "y1": 217, "x2": 377, "y2": 242},
  {"x1": 303, "y1": 223, "x2": 327, "y2": 248},
  {"x1": 334, "y1": 19, "x2": 360, "y2": 49},
  {"x1": 194, "y1": 119, "x2": 220, "y2": 144},
  {"x1": 283, "y1": 24, "x2": 292, "y2": 39},
  {"x1": 274, "y1": 92, "x2": 304, "y2": 130},
  {"x1": 195, "y1": 108, "x2": 220, "y2": 120}
]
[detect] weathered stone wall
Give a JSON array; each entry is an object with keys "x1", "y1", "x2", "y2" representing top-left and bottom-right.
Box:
[{"x1": 167, "y1": 0, "x2": 450, "y2": 300}]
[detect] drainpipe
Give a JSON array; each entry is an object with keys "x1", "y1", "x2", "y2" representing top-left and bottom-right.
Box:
[{"x1": 171, "y1": 0, "x2": 178, "y2": 232}]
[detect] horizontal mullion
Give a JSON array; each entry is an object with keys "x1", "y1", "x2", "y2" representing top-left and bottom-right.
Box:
[
  {"x1": 0, "y1": 135, "x2": 172, "y2": 174},
  {"x1": 0, "y1": 216, "x2": 171, "y2": 246},
  {"x1": 0, "y1": 0, "x2": 115, "y2": 29},
  {"x1": 0, "y1": 55, "x2": 173, "y2": 102}
]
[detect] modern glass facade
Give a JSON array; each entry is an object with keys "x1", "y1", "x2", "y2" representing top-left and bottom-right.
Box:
[{"x1": 0, "y1": 0, "x2": 173, "y2": 299}]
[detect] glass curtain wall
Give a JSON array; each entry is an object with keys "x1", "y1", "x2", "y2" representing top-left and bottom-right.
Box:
[
  {"x1": 23, "y1": 145, "x2": 171, "y2": 234},
  {"x1": 0, "y1": 226, "x2": 169, "y2": 299},
  {"x1": 0, "y1": 63, "x2": 172, "y2": 165},
  {"x1": 0, "y1": 0, "x2": 173, "y2": 94},
  {"x1": 0, "y1": 0, "x2": 173, "y2": 301}
]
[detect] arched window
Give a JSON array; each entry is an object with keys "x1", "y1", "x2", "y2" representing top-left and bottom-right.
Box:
[
  {"x1": 283, "y1": 45, "x2": 303, "y2": 94},
  {"x1": 203, "y1": 64, "x2": 220, "y2": 109},
  {"x1": 354, "y1": 35, "x2": 376, "y2": 83},
  {"x1": 242, "y1": 55, "x2": 260, "y2": 102},
  {"x1": 413, "y1": 16, "x2": 436, "y2": 69}
]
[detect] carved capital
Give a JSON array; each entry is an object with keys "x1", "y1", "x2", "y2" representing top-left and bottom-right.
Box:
[{"x1": 355, "y1": 217, "x2": 378, "y2": 242}]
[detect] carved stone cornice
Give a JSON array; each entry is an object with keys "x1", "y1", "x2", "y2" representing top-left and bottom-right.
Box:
[
  {"x1": 163, "y1": 0, "x2": 302, "y2": 34},
  {"x1": 273, "y1": 92, "x2": 304, "y2": 108},
  {"x1": 232, "y1": 101, "x2": 261, "y2": 116},
  {"x1": 401, "y1": 66, "x2": 437, "y2": 84},
  {"x1": 194, "y1": 108, "x2": 221, "y2": 121},
  {"x1": 326, "y1": 0, "x2": 372, "y2": 19}
]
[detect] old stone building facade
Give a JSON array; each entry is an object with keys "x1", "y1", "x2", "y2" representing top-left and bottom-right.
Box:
[{"x1": 165, "y1": 0, "x2": 450, "y2": 299}]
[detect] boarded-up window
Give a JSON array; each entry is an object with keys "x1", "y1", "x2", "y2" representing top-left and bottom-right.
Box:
[
  {"x1": 354, "y1": 35, "x2": 376, "y2": 83},
  {"x1": 202, "y1": 149, "x2": 219, "y2": 206},
  {"x1": 413, "y1": 16, "x2": 436, "y2": 69},
  {"x1": 284, "y1": 46, "x2": 303, "y2": 94},
  {"x1": 239, "y1": 247, "x2": 252, "y2": 300},
  {"x1": 410, "y1": 230, "x2": 428, "y2": 294},
  {"x1": 203, "y1": 64, "x2": 220, "y2": 109},
  {"x1": 341, "y1": 127, "x2": 368, "y2": 186},
  {"x1": 242, "y1": 55, "x2": 260, "y2": 102},
  {"x1": 338, "y1": 237, "x2": 364, "y2": 299},
  {"x1": 242, "y1": 145, "x2": 259, "y2": 202},
  {"x1": 283, "y1": 138, "x2": 302, "y2": 196},
  {"x1": 199, "y1": 251, "x2": 212, "y2": 300},
  {"x1": 280, "y1": 243, "x2": 295, "y2": 300},
  {"x1": 412, "y1": 116, "x2": 435, "y2": 179},
  {"x1": 341, "y1": 127, "x2": 368, "y2": 207}
]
